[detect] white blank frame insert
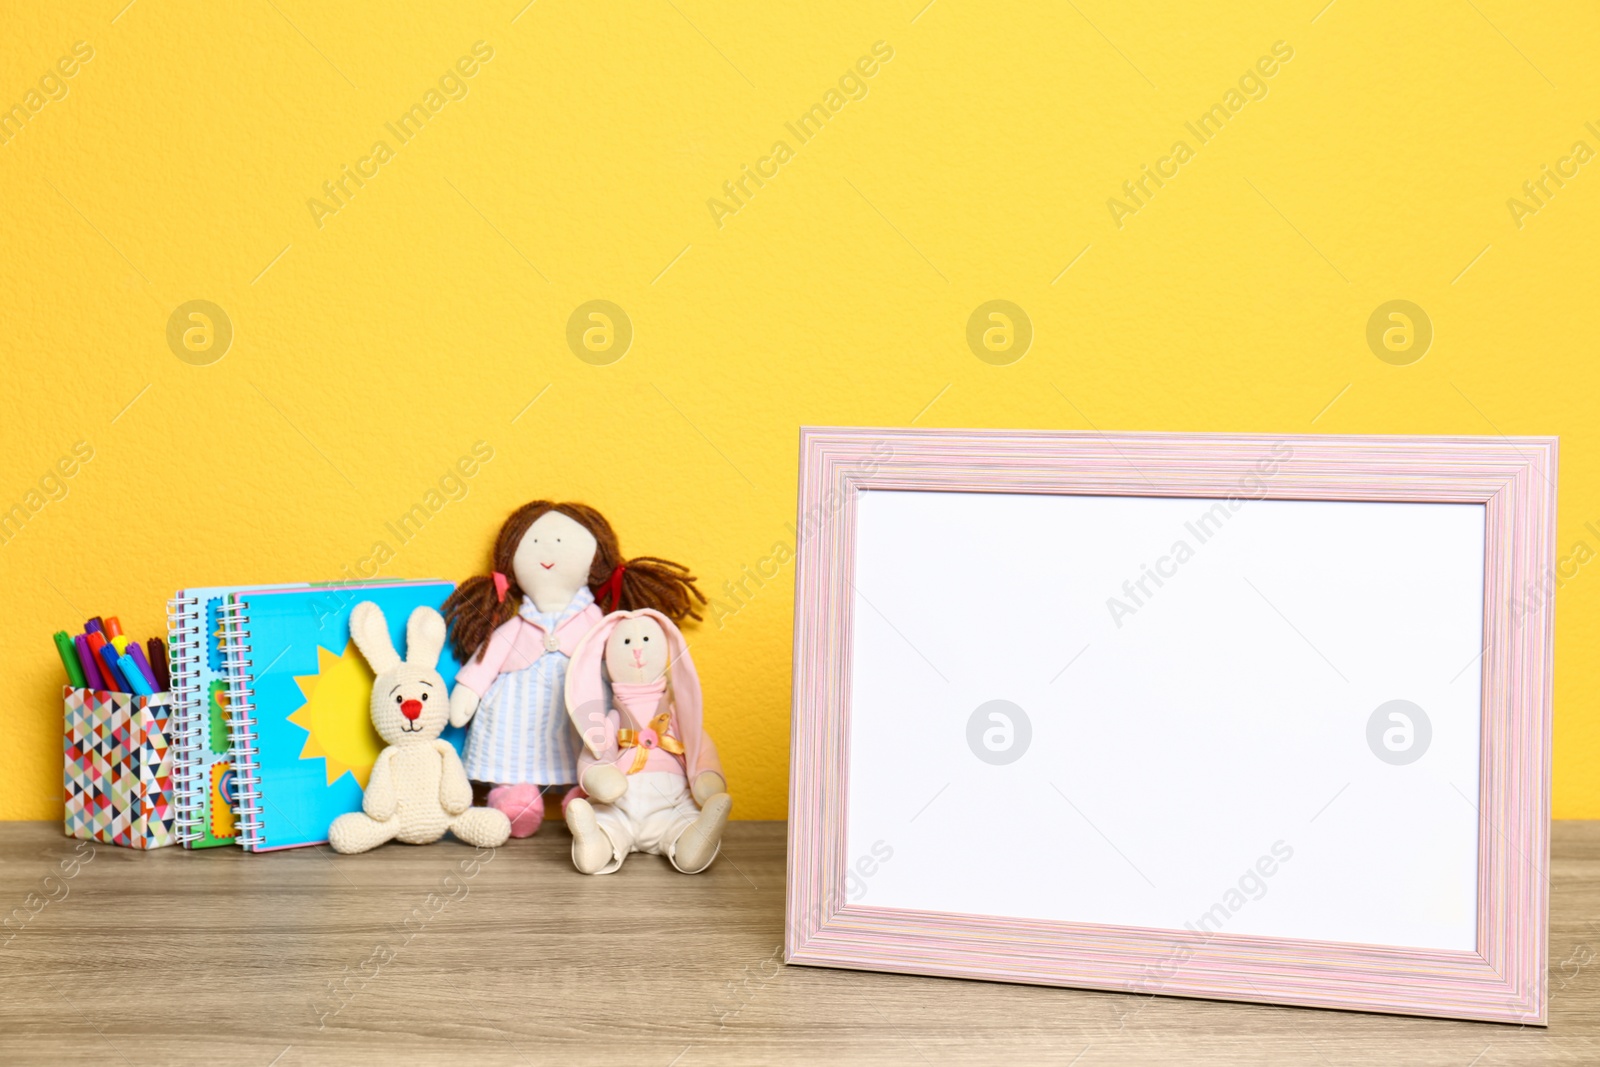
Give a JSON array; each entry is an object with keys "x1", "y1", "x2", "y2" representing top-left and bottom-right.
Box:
[{"x1": 848, "y1": 489, "x2": 1483, "y2": 951}]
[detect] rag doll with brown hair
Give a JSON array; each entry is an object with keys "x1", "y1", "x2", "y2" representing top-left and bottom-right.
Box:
[{"x1": 443, "y1": 502, "x2": 706, "y2": 837}]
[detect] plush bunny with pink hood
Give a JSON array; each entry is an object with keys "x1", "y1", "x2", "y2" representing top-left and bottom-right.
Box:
[{"x1": 563, "y1": 608, "x2": 731, "y2": 874}]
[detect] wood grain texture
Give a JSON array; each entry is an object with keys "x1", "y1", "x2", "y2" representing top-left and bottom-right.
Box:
[{"x1": 2, "y1": 820, "x2": 1597, "y2": 1066}]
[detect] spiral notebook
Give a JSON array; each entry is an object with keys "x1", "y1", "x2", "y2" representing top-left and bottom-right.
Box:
[
  {"x1": 167, "y1": 583, "x2": 305, "y2": 848},
  {"x1": 221, "y1": 580, "x2": 464, "y2": 852}
]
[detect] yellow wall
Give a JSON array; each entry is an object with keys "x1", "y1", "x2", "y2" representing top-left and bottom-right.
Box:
[{"x1": 2, "y1": 2, "x2": 1596, "y2": 820}]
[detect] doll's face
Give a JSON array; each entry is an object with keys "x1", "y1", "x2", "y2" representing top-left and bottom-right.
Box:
[
  {"x1": 512, "y1": 510, "x2": 598, "y2": 611},
  {"x1": 605, "y1": 616, "x2": 669, "y2": 685}
]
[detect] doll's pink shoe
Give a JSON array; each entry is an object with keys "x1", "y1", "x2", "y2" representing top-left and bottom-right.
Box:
[{"x1": 488, "y1": 784, "x2": 544, "y2": 838}]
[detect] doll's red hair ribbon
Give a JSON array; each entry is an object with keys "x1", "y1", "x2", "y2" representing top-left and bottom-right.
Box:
[
  {"x1": 594, "y1": 564, "x2": 626, "y2": 611},
  {"x1": 492, "y1": 571, "x2": 510, "y2": 603}
]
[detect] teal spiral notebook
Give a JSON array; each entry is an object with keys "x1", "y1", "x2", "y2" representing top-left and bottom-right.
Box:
[
  {"x1": 220, "y1": 580, "x2": 464, "y2": 852},
  {"x1": 167, "y1": 583, "x2": 306, "y2": 848}
]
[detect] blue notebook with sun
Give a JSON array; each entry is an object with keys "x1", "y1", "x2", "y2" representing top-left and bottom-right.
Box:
[{"x1": 220, "y1": 580, "x2": 464, "y2": 851}]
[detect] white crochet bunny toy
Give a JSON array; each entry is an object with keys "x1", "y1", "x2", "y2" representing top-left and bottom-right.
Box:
[
  {"x1": 563, "y1": 609, "x2": 731, "y2": 875},
  {"x1": 329, "y1": 603, "x2": 511, "y2": 854}
]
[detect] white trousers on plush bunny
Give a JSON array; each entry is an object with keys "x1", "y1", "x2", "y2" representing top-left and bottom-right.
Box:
[{"x1": 586, "y1": 772, "x2": 713, "y2": 875}]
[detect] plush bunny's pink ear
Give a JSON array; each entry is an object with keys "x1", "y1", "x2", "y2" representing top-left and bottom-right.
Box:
[
  {"x1": 565, "y1": 612, "x2": 621, "y2": 756},
  {"x1": 655, "y1": 612, "x2": 710, "y2": 778}
]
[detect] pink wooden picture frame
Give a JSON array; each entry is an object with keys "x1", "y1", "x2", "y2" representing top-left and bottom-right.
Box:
[{"x1": 786, "y1": 427, "x2": 1557, "y2": 1024}]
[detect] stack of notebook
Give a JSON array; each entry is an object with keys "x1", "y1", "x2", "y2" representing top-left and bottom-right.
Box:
[{"x1": 167, "y1": 579, "x2": 463, "y2": 852}]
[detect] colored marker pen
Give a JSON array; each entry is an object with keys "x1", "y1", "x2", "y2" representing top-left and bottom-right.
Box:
[
  {"x1": 97, "y1": 645, "x2": 129, "y2": 691},
  {"x1": 74, "y1": 634, "x2": 104, "y2": 690},
  {"x1": 55, "y1": 631, "x2": 87, "y2": 688},
  {"x1": 125, "y1": 642, "x2": 160, "y2": 692},
  {"x1": 118, "y1": 653, "x2": 154, "y2": 697}
]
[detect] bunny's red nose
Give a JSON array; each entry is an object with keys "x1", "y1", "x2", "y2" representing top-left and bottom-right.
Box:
[{"x1": 400, "y1": 699, "x2": 423, "y2": 721}]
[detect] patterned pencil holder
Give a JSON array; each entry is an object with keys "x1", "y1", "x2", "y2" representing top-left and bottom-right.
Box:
[{"x1": 62, "y1": 686, "x2": 177, "y2": 849}]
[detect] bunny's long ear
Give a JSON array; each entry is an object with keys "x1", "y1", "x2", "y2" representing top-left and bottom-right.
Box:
[
  {"x1": 349, "y1": 601, "x2": 401, "y2": 674},
  {"x1": 654, "y1": 611, "x2": 707, "y2": 776},
  {"x1": 565, "y1": 612, "x2": 620, "y2": 757},
  {"x1": 405, "y1": 606, "x2": 446, "y2": 669}
]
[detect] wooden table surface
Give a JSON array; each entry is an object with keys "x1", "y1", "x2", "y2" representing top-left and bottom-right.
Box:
[{"x1": 2, "y1": 820, "x2": 1597, "y2": 1065}]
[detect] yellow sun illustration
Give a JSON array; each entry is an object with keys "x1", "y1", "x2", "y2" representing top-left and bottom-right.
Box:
[{"x1": 288, "y1": 642, "x2": 384, "y2": 788}]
